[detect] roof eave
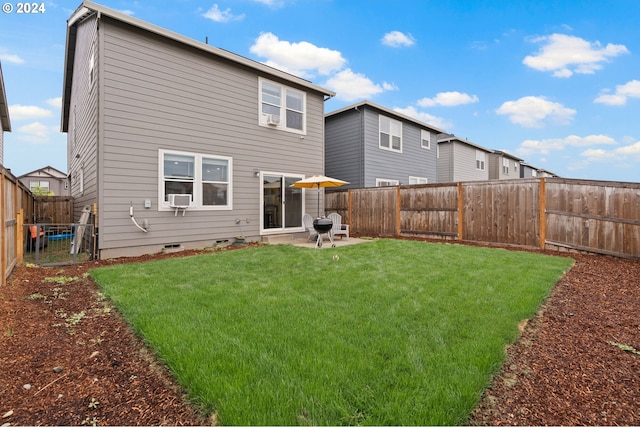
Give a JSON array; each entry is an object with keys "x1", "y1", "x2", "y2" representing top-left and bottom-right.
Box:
[
  {"x1": 61, "y1": 0, "x2": 335, "y2": 124},
  {"x1": 0, "y1": 61, "x2": 11, "y2": 132},
  {"x1": 326, "y1": 100, "x2": 447, "y2": 134}
]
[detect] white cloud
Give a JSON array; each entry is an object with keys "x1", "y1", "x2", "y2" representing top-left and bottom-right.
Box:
[
  {"x1": 381, "y1": 31, "x2": 415, "y2": 47},
  {"x1": 8, "y1": 105, "x2": 53, "y2": 121},
  {"x1": 523, "y1": 34, "x2": 628, "y2": 78},
  {"x1": 417, "y1": 91, "x2": 479, "y2": 107},
  {"x1": 46, "y1": 97, "x2": 62, "y2": 109},
  {"x1": 517, "y1": 134, "x2": 617, "y2": 156},
  {"x1": 324, "y1": 69, "x2": 393, "y2": 102},
  {"x1": 496, "y1": 96, "x2": 575, "y2": 128},
  {"x1": 117, "y1": 9, "x2": 135, "y2": 16},
  {"x1": 202, "y1": 4, "x2": 245, "y2": 23},
  {"x1": 16, "y1": 122, "x2": 60, "y2": 144},
  {"x1": 594, "y1": 80, "x2": 640, "y2": 106},
  {"x1": 250, "y1": 32, "x2": 345, "y2": 78},
  {"x1": 251, "y1": 0, "x2": 285, "y2": 7},
  {"x1": 393, "y1": 106, "x2": 451, "y2": 130},
  {"x1": 0, "y1": 52, "x2": 24, "y2": 64},
  {"x1": 614, "y1": 140, "x2": 640, "y2": 155}
]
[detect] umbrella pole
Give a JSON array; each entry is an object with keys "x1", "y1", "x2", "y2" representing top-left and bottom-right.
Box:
[{"x1": 317, "y1": 184, "x2": 320, "y2": 218}]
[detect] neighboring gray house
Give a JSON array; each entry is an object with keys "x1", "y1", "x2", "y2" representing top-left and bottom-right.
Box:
[
  {"x1": 62, "y1": 1, "x2": 334, "y2": 258},
  {"x1": 536, "y1": 168, "x2": 558, "y2": 178},
  {"x1": 437, "y1": 134, "x2": 492, "y2": 182},
  {"x1": 0, "y1": 61, "x2": 10, "y2": 166},
  {"x1": 325, "y1": 101, "x2": 444, "y2": 189},
  {"x1": 489, "y1": 150, "x2": 523, "y2": 180},
  {"x1": 18, "y1": 166, "x2": 69, "y2": 195},
  {"x1": 520, "y1": 163, "x2": 537, "y2": 178},
  {"x1": 519, "y1": 162, "x2": 554, "y2": 178}
]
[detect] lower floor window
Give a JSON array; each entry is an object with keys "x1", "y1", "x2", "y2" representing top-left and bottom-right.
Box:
[
  {"x1": 376, "y1": 178, "x2": 399, "y2": 187},
  {"x1": 409, "y1": 176, "x2": 428, "y2": 185},
  {"x1": 159, "y1": 149, "x2": 232, "y2": 210}
]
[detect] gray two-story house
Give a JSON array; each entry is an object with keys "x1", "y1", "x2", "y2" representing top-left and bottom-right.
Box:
[
  {"x1": 0, "y1": 61, "x2": 10, "y2": 166},
  {"x1": 62, "y1": 1, "x2": 334, "y2": 258},
  {"x1": 437, "y1": 134, "x2": 493, "y2": 183},
  {"x1": 325, "y1": 101, "x2": 444, "y2": 188}
]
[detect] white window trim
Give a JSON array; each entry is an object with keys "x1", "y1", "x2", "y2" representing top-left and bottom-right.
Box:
[
  {"x1": 158, "y1": 149, "x2": 233, "y2": 211},
  {"x1": 502, "y1": 158, "x2": 509, "y2": 175},
  {"x1": 258, "y1": 77, "x2": 307, "y2": 135},
  {"x1": 421, "y1": 129, "x2": 431, "y2": 149},
  {"x1": 476, "y1": 150, "x2": 486, "y2": 171},
  {"x1": 376, "y1": 178, "x2": 400, "y2": 187},
  {"x1": 409, "y1": 176, "x2": 428, "y2": 185},
  {"x1": 379, "y1": 115, "x2": 403, "y2": 153}
]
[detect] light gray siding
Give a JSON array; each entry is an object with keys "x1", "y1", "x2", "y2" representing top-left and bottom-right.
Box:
[
  {"x1": 437, "y1": 140, "x2": 490, "y2": 182},
  {"x1": 489, "y1": 153, "x2": 522, "y2": 180},
  {"x1": 325, "y1": 108, "x2": 364, "y2": 188},
  {"x1": 67, "y1": 16, "x2": 99, "y2": 219},
  {"x1": 96, "y1": 17, "x2": 326, "y2": 255}
]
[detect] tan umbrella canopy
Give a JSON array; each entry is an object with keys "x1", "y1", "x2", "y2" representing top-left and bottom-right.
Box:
[{"x1": 290, "y1": 175, "x2": 349, "y2": 217}]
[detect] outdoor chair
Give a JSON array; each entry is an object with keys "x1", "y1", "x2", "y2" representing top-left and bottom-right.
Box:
[
  {"x1": 328, "y1": 212, "x2": 349, "y2": 240},
  {"x1": 302, "y1": 214, "x2": 318, "y2": 242}
]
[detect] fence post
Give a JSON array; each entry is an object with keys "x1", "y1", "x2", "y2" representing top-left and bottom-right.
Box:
[
  {"x1": 539, "y1": 178, "x2": 546, "y2": 249},
  {"x1": 457, "y1": 182, "x2": 463, "y2": 240},
  {"x1": 396, "y1": 186, "x2": 401, "y2": 236},
  {"x1": 16, "y1": 209, "x2": 23, "y2": 265},
  {"x1": 347, "y1": 189, "x2": 352, "y2": 234}
]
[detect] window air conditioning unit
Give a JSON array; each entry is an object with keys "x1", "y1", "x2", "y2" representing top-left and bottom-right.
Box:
[
  {"x1": 168, "y1": 194, "x2": 191, "y2": 208},
  {"x1": 266, "y1": 114, "x2": 280, "y2": 126}
]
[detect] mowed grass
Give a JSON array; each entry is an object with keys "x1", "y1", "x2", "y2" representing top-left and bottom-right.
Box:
[{"x1": 90, "y1": 239, "x2": 573, "y2": 425}]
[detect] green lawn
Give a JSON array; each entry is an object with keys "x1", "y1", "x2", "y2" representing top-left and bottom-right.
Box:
[{"x1": 91, "y1": 239, "x2": 573, "y2": 425}]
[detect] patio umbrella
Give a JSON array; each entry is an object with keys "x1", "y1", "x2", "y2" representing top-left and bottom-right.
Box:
[{"x1": 290, "y1": 175, "x2": 349, "y2": 217}]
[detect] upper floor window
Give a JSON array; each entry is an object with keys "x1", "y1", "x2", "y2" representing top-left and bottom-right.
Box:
[
  {"x1": 259, "y1": 78, "x2": 306, "y2": 134},
  {"x1": 379, "y1": 115, "x2": 402, "y2": 152},
  {"x1": 30, "y1": 180, "x2": 50, "y2": 192},
  {"x1": 502, "y1": 158, "x2": 509, "y2": 175},
  {"x1": 532, "y1": 169, "x2": 537, "y2": 177},
  {"x1": 421, "y1": 129, "x2": 431, "y2": 149},
  {"x1": 476, "y1": 150, "x2": 486, "y2": 170},
  {"x1": 159, "y1": 149, "x2": 232, "y2": 210}
]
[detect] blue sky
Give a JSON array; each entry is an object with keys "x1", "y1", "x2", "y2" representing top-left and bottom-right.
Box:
[{"x1": 1, "y1": 0, "x2": 639, "y2": 182}]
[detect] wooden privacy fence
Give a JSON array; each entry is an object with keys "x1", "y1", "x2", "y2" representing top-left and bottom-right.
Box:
[
  {"x1": 1, "y1": 167, "x2": 35, "y2": 286},
  {"x1": 34, "y1": 196, "x2": 74, "y2": 224},
  {"x1": 325, "y1": 177, "x2": 640, "y2": 259}
]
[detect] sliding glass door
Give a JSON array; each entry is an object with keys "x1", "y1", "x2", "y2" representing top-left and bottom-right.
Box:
[{"x1": 262, "y1": 173, "x2": 303, "y2": 232}]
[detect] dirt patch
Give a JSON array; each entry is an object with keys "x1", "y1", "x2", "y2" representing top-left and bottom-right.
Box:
[{"x1": 1, "y1": 241, "x2": 639, "y2": 425}]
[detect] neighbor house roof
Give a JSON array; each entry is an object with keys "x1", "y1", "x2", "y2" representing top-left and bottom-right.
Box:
[
  {"x1": 325, "y1": 100, "x2": 447, "y2": 135},
  {"x1": 0, "y1": 61, "x2": 11, "y2": 132},
  {"x1": 18, "y1": 165, "x2": 68, "y2": 179},
  {"x1": 61, "y1": 0, "x2": 335, "y2": 132},
  {"x1": 492, "y1": 150, "x2": 524, "y2": 162},
  {"x1": 437, "y1": 133, "x2": 493, "y2": 153}
]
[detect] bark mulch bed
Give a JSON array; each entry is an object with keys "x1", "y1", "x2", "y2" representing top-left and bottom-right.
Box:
[{"x1": 1, "y1": 243, "x2": 639, "y2": 426}]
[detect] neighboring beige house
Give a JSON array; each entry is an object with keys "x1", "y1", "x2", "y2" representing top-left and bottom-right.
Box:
[
  {"x1": 436, "y1": 134, "x2": 493, "y2": 182},
  {"x1": 61, "y1": 1, "x2": 334, "y2": 258},
  {"x1": 489, "y1": 150, "x2": 524, "y2": 180},
  {"x1": 18, "y1": 166, "x2": 69, "y2": 195},
  {"x1": 0, "y1": 61, "x2": 11, "y2": 166}
]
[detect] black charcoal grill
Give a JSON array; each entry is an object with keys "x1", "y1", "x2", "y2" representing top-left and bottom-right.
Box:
[{"x1": 313, "y1": 217, "x2": 335, "y2": 248}]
